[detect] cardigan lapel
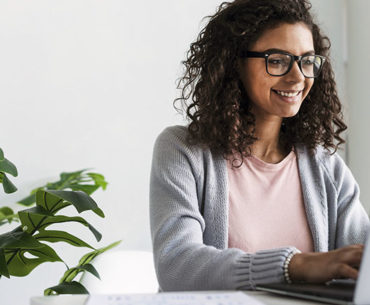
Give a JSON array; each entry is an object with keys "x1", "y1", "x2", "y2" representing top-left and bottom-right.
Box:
[{"x1": 296, "y1": 145, "x2": 328, "y2": 252}]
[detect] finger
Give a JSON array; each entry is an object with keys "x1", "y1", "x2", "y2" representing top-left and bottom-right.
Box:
[
  {"x1": 347, "y1": 244, "x2": 364, "y2": 252},
  {"x1": 339, "y1": 247, "x2": 363, "y2": 267},
  {"x1": 337, "y1": 244, "x2": 364, "y2": 251},
  {"x1": 334, "y1": 263, "x2": 359, "y2": 280},
  {"x1": 347, "y1": 251, "x2": 363, "y2": 268}
]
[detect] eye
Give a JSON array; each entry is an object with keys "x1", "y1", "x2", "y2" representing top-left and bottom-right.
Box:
[
  {"x1": 302, "y1": 56, "x2": 316, "y2": 66},
  {"x1": 268, "y1": 59, "x2": 283, "y2": 65},
  {"x1": 302, "y1": 59, "x2": 314, "y2": 65},
  {"x1": 267, "y1": 55, "x2": 290, "y2": 66}
]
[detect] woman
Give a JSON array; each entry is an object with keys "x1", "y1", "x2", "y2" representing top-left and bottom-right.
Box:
[{"x1": 150, "y1": 0, "x2": 369, "y2": 291}]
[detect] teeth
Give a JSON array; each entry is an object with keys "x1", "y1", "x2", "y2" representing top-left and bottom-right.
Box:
[{"x1": 275, "y1": 90, "x2": 300, "y2": 97}]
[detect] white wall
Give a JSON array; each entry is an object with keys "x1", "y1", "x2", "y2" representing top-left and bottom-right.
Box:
[
  {"x1": 0, "y1": 1, "x2": 220, "y2": 303},
  {"x1": 0, "y1": 1, "x2": 366, "y2": 304},
  {"x1": 347, "y1": 0, "x2": 370, "y2": 214}
]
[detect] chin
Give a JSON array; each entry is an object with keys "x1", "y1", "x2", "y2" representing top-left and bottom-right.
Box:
[{"x1": 280, "y1": 108, "x2": 301, "y2": 118}]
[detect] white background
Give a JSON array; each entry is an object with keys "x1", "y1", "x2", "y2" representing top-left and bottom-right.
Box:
[{"x1": 0, "y1": 1, "x2": 369, "y2": 304}]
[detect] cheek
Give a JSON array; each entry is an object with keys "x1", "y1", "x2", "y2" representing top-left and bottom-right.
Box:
[
  {"x1": 241, "y1": 61, "x2": 271, "y2": 96},
  {"x1": 245, "y1": 81, "x2": 268, "y2": 105},
  {"x1": 302, "y1": 79, "x2": 314, "y2": 99},
  {"x1": 244, "y1": 72, "x2": 273, "y2": 99}
]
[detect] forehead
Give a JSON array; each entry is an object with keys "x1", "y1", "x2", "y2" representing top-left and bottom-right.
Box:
[{"x1": 250, "y1": 22, "x2": 314, "y2": 55}]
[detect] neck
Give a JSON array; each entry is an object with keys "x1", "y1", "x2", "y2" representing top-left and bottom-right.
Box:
[{"x1": 250, "y1": 116, "x2": 288, "y2": 163}]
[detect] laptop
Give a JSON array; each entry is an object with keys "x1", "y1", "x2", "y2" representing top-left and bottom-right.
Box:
[{"x1": 256, "y1": 232, "x2": 370, "y2": 305}]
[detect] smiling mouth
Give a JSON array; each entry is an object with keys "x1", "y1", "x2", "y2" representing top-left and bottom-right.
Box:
[{"x1": 272, "y1": 89, "x2": 303, "y2": 97}]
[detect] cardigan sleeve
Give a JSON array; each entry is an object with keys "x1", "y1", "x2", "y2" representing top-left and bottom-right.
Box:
[
  {"x1": 331, "y1": 154, "x2": 370, "y2": 247},
  {"x1": 149, "y1": 127, "x2": 298, "y2": 291}
]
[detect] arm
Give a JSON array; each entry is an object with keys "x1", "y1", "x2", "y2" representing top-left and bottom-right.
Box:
[
  {"x1": 334, "y1": 155, "x2": 369, "y2": 247},
  {"x1": 150, "y1": 127, "x2": 297, "y2": 291},
  {"x1": 290, "y1": 153, "x2": 369, "y2": 283}
]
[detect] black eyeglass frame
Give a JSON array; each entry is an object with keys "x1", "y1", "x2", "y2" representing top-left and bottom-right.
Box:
[{"x1": 240, "y1": 50, "x2": 326, "y2": 78}]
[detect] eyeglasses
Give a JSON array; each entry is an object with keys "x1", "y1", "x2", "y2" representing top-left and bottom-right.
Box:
[{"x1": 240, "y1": 50, "x2": 326, "y2": 78}]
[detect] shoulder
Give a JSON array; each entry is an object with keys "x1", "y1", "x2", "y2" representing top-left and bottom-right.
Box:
[
  {"x1": 154, "y1": 125, "x2": 201, "y2": 156},
  {"x1": 296, "y1": 144, "x2": 351, "y2": 190},
  {"x1": 152, "y1": 125, "x2": 207, "y2": 175},
  {"x1": 154, "y1": 125, "x2": 189, "y2": 148},
  {"x1": 296, "y1": 144, "x2": 345, "y2": 169}
]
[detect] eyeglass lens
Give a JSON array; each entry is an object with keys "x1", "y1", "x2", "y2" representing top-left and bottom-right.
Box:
[{"x1": 267, "y1": 53, "x2": 323, "y2": 77}]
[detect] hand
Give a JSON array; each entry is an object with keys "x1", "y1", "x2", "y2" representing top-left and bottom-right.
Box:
[{"x1": 289, "y1": 244, "x2": 364, "y2": 283}]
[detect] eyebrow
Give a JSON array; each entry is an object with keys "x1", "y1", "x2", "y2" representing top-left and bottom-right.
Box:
[{"x1": 263, "y1": 48, "x2": 316, "y2": 55}]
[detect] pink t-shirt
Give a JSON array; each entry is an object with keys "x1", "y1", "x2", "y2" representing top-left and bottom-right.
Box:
[{"x1": 227, "y1": 150, "x2": 314, "y2": 253}]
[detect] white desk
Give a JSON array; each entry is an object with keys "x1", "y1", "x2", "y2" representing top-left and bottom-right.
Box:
[{"x1": 30, "y1": 291, "x2": 322, "y2": 305}]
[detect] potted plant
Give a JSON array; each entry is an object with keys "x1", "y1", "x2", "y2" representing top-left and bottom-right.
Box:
[{"x1": 0, "y1": 147, "x2": 119, "y2": 295}]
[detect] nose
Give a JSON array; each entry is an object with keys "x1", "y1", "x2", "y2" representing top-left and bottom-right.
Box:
[{"x1": 285, "y1": 61, "x2": 305, "y2": 82}]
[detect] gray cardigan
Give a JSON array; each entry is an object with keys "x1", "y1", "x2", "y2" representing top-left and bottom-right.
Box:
[{"x1": 150, "y1": 125, "x2": 369, "y2": 291}]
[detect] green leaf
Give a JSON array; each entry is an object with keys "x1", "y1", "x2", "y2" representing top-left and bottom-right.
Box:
[
  {"x1": 36, "y1": 190, "x2": 105, "y2": 218},
  {"x1": 0, "y1": 158, "x2": 18, "y2": 177},
  {"x1": 87, "y1": 173, "x2": 108, "y2": 190},
  {"x1": 60, "y1": 241, "x2": 121, "y2": 284},
  {"x1": 70, "y1": 184, "x2": 99, "y2": 195},
  {"x1": 34, "y1": 230, "x2": 94, "y2": 249},
  {"x1": 57, "y1": 241, "x2": 120, "y2": 286},
  {"x1": 17, "y1": 169, "x2": 107, "y2": 207},
  {"x1": 18, "y1": 206, "x2": 102, "y2": 241},
  {"x1": 46, "y1": 169, "x2": 94, "y2": 191},
  {"x1": 0, "y1": 228, "x2": 63, "y2": 277},
  {"x1": 17, "y1": 193, "x2": 36, "y2": 206},
  {"x1": 0, "y1": 249, "x2": 9, "y2": 278},
  {"x1": 78, "y1": 240, "x2": 121, "y2": 266},
  {"x1": 0, "y1": 207, "x2": 14, "y2": 216},
  {"x1": 44, "y1": 281, "x2": 89, "y2": 295},
  {"x1": 0, "y1": 216, "x2": 19, "y2": 227},
  {"x1": 59, "y1": 169, "x2": 86, "y2": 184},
  {"x1": 60, "y1": 263, "x2": 100, "y2": 283},
  {"x1": 76, "y1": 263, "x2": 100, "y2": 279},
  {"x1": 35, "y1": 191, "x2": 65, "y2": 214},
  {"x1": 0, "y1": 148, "x2": 4, "y2": 160},
  {"x1": 45, "y1": 241, "x2": 120, "y2": 296},
  {"x1": 0, "y1": 227, "x2": 43, "y2": 249},
  {"x1": 0, "y1": 207, "x2": 18, "y2": 226},
  {"x1": 5, "y1": 244, "x2": 63, "y2": 277},
  {"x1": 1, "y1": 173, "x2": 17, "y2": 194}
]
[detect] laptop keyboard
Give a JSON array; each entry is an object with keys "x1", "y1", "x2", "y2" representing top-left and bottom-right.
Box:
[{"x1": 258, "y1": 282, "x2": 355, "y2": 301}]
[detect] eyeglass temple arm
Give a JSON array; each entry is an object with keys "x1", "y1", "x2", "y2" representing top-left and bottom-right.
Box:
[{"x1": 240, "y1": 51, "x2": 267, "y2": 58}]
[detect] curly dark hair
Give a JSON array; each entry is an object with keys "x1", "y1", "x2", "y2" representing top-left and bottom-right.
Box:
[{"x1": 175, "y1": 0, "x2": 346, "y2": 163}]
